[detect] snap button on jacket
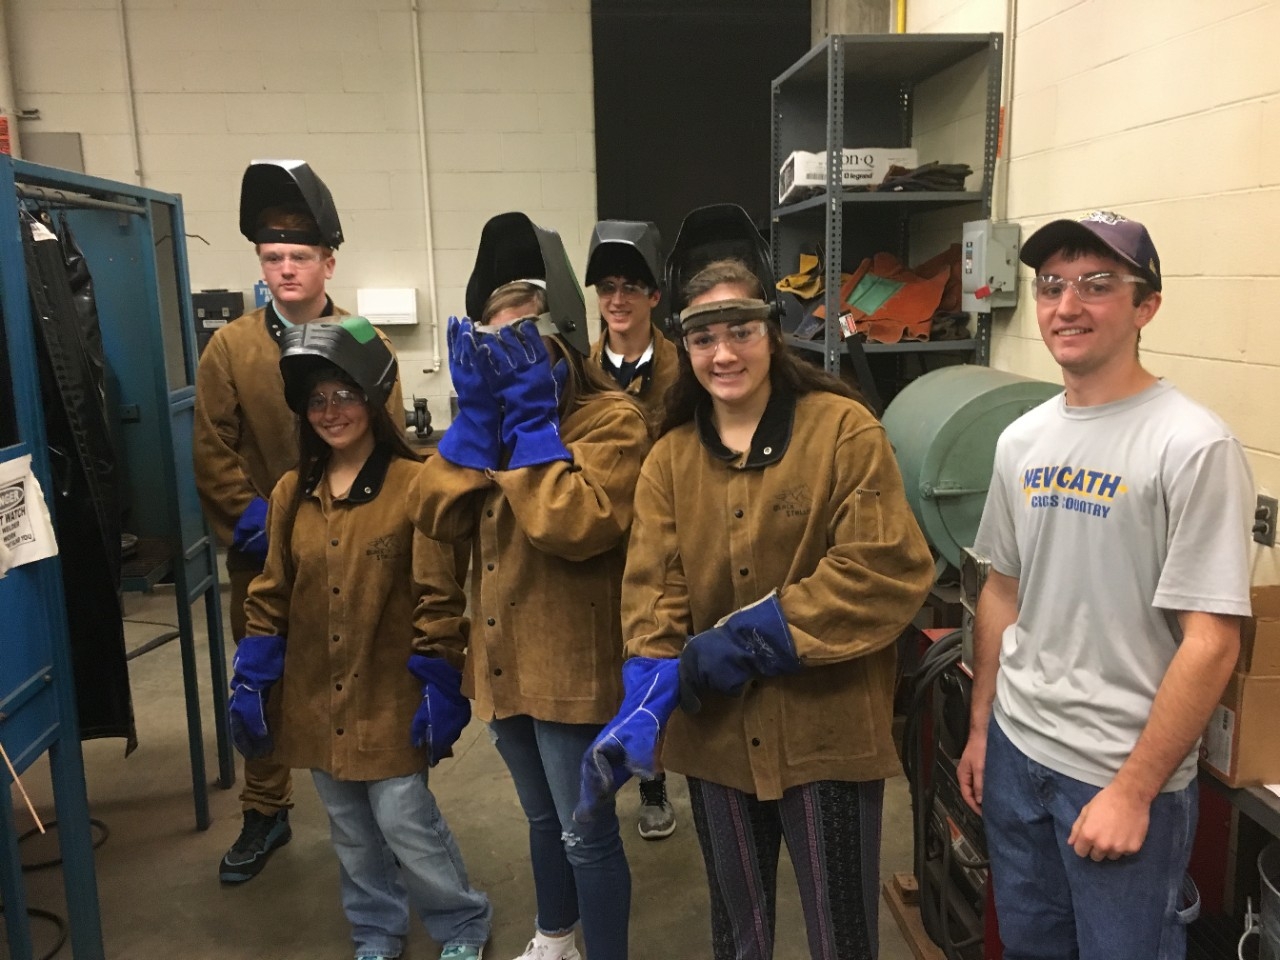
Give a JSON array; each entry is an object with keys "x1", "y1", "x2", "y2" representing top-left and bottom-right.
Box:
[
  {"x1": 623, "y1": 390, "x2": 934, "y2": 799},
  {"x1": 245, "y1": 455, "x2": 468, "y2": 781},
  {"x1": 590, "y1": 325, "x2": 680, "y2": 433},
  {"x1": 411, "y1": 393, "x2": 652, "y2": 725}
]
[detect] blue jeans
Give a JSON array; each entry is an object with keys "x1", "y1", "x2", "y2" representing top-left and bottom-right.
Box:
[
  {"x1": 983, "y1": 718, "x2": 1199, "y2": 960},
  {"x1": 489, "y1": 715, "x2": 632, "y2": 960},
  {"x1": 311, "y1": 769, "x2": 492, "y2": 958}
]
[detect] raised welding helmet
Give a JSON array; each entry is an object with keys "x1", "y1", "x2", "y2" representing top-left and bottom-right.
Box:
[
  {"x1": 239, "y1": 159, "x2": 344, "y2": 249},
  {"x1": 465, "y1": 212, "x2": 589, "y2": 355},
  {"x1": 279, "y1": 316, "x2": 398, "y2": 414},
  {"x1": 664, "y1": 204, "x2": 779, "y2": 336},
  {"x1": 584, "y1": 220, "x2": 663, "y2": 290}
]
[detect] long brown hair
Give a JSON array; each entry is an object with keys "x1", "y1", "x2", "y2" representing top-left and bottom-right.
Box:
[
  {"x1": 659, "y1": 259, "x2": 862, "y2": 435},
  {"x1": 482, "y1": 281, "x2": 631, "y2": 414},
  {"x1": 279, "y1": 371, "x2": 420, "y2": 580}
]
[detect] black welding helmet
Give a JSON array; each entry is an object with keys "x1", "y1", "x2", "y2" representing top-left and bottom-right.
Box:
[
  {"x1": 240, "y1": 160, "x2": 344, "y2": 249},
  {"x1": 665, "y1": 204, "x2": 778, "y2": 335},
  {"x1": 584, "y1": 220, "x2": 663, "y2": 290},
  {"x1": 465, "y1": 212, "x2": 589, "y2": 355},
  {"x1": 279, "y1": 316, "x2": 397, "y2": 414}
]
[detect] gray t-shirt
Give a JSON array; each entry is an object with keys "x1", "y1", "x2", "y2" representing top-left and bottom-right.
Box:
[{"x1": 974, "y1": 379, "x2": 1254, "y2": 790}]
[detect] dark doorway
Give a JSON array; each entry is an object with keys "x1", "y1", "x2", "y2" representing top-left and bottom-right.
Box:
[{"x1": 592, "y1": 0, "x2": 811, "y2": 250}]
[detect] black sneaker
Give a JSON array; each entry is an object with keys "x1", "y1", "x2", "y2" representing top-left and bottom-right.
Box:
[
  {"x1": 637, "y1": 775, "x2": 676, "y2": 840},
  {"x1": 219, "y1": 809, "x2": 291, "y2": 884}
]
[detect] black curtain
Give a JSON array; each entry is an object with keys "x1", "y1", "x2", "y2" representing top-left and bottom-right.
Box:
[
  {"x1": 592, "y1": 0, "x2": 811, "y2": 247},
  {"x1": 22, "y1": 211, "x2": 136, "y2": 751}
]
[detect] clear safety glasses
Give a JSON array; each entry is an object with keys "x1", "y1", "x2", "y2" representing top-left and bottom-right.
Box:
[
  {"x1": 1033, "y1": 272, "x2": 1144, "y2": 304},
  {"x1": 684, "y1": 320, "x2": 769, "y2": 355},
  {"x1": 306, "y1": 388, "x2": 365, "y2": 413}
]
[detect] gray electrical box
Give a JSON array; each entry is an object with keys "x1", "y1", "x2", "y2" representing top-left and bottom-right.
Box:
[{"x1": 961, "y1": 219, "x2": 1020, "y2": 311}]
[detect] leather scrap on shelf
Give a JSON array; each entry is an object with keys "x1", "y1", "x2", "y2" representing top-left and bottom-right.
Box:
[
  {"x1": 914, "y1": 243, "x2": 962, "y2": 313},
  {"x1": 777, "y1": 252, "x2": 824, "y2": 300},
  {"x1": 930, "y1": 313, "x2": 971, "y2": 340},
  {"x1": 811, "y1": 252, "x2": 950, "y2": 343},
  {"x1": 876, "y1": 161, "x2": 973, "y2": 193}
]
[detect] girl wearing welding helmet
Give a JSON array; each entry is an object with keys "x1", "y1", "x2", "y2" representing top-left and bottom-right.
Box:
[
  {"x1": 577, "y1": 205, "x2": 935, "y2": 960},
  {"x1": 235, "y1": 317, "x2": 492, "y2": 960},
  {"x1": 410, "y1": 214, "x2": 651, "y2": 960}
]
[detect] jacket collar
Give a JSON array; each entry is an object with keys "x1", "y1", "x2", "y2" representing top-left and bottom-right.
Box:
[
  {"x1": 302, "y1": 443, "x2": 394, "y2": 503},
  {"x1": 695, "y1": 380, "x2": 796, "y2": 469},
  {"x1": 264, "y1": 296, "x2": 336, "y2": 343}
]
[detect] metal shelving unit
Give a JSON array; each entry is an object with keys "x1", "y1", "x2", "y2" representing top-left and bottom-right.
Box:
[{"x1": 770, "y1": 33, "x2": 1003, "y2": 412}]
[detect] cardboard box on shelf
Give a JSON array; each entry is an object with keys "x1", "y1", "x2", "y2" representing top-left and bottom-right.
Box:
[
  {"x1": 777, "y1": 148, "x2": 920, "y2": 205},
  {"x1": 1200, "y1": 670, "x2": 1280, "y2": 787},
  {"x1": 1239, "y1": 584, "x2": 1280, "y2": 676}
]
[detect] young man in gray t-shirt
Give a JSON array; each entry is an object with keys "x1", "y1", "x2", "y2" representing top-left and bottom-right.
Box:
[{"x1": 959, "y1": 211, "x2": 1254, "y2": 959}]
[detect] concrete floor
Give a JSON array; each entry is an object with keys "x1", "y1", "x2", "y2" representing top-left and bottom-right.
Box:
[{"x1": 9, "y1": 578, "x2": 922, "y2": 960}]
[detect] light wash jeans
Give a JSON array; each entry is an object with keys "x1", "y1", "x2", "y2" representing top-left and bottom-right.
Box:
[
  {"x1": 311, "y1": 769, "x2": 491, "y2": 958},
  {"x1": 983, "y1": 718, "x2": 1199, "y2": 960},
  {"x1": 489, "y1": 715, "x2": 631, "y2": 960}
]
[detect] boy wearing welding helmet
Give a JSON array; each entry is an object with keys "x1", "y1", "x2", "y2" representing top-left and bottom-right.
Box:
[
  {"x1": 585, "y1": 220, "x2": 679, "y2": 434},
  {"x1": 194, "y1": 160, "x2": 404, "y2": 886},
  {"x1": 584, "y1": 219, "x2": 681, "y2": 840}
]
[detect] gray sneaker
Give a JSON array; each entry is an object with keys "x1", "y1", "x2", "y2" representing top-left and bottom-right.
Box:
[
  {"x1": 219, "y1": 808, "x2": 291, "y2": 883},
  {"x1": 637, "y1": 775, "x2": 676, "y2": 840}
]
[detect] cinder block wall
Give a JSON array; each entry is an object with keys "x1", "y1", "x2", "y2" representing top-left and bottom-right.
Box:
[
  {"x1": 906, "y1": 0, "x2": 1280, "y2": 584},
  {"x1": 5, "y1": 0, "x2": 597, "y2": 421}
]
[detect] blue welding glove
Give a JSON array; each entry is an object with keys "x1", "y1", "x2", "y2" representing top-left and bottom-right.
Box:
[
  {"x1": 407, "y1": 654, "x2": 471, "y2": 767},
  {"x1": 478, "y1": 320, "x2": 572, "y2": 470},
  {"x1": 228, "y1": 634, "x2": 286, "y2": 759},
  {"x1": 574, "y1": 657, "x2": 680, "y2": 823},
  {"x1": 437, "y1": 317, "x2": 503, "y2": 471},
  {"x1": 231, "y1": 496, "x2": 269, "y2": 565},
  {"x1": 678, "y1": 592, "x2": 802, "y2": 715}
]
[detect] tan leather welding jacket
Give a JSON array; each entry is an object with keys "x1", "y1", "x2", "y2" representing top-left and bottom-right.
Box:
[
  {"x1": 409, "y1": 392, "x2": 652, "y2": 725},
  {"x1": 193, "y1": 303, "x2": 404, "y2": 546},
  {"x1": 244, "y1": 449, "x2": 469, "y2": 780},
  {"x1": 589, "y1": 324, "x2": 681, "y2": 434},
  {"x1": 623, "y1": 385, "x2": 935, "y2": 799}
]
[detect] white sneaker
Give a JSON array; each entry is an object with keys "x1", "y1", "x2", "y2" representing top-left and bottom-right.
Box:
[{"x1": 511, "y1": 931, "x2": 581, "y2": 960}]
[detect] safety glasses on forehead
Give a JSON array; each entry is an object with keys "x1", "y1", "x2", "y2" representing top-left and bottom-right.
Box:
[{"x1": 1033, "y1": 272, "x2": 1144, "y2": 304}]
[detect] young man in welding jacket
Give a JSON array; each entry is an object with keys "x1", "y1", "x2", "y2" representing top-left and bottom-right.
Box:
[
  {"x1": 584, "y1": 219, "x2": 680, "y2": 840},
  {"x1": 586, "y1": 220, "x2": 679, "y2": 437},
  {"x1": 958, "y1": 211, "x2": 1254, "y2": 959},
  {"x1": 194, "y1": 160, "x2": 404, "y2": 885}
]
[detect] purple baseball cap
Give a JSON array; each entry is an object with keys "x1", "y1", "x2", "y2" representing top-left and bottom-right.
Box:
[{"x1": 1020, "y1": 210, "x2": 1162, "y2": 291}]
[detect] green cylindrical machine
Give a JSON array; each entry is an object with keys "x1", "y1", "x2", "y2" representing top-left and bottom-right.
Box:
[{"x1": 881, "y1": 365, "x2": 1061, "y2": 570}]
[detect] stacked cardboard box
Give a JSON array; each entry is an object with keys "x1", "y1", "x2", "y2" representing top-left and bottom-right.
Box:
[
  {"x1": 1201, "y1": 585, "x2": 1280, "y2": 787},
  {"x1": 777, "y1": 148, "x2": 919, "y2": 205}
]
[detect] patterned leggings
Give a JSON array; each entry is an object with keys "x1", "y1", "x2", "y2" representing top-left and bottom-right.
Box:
[{"x1": 687, "y1": 777, "x2": 884, "y2": 960}]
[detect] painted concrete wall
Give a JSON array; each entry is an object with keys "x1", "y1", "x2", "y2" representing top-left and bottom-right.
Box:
[
  {"x1": 5, "y1": 0, "x2": 597, "y2": 419},
  {"x1": 906, "y1": 0, "x2": 1279, "y2": 583},
  {"x1": 8, "y1": 0, "x2": 1277, "y2": 579}
]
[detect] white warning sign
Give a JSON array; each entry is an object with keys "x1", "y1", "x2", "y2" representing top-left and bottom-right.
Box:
[{"x1": 0, "y1": 454, "x2": 58, "y2": 576}]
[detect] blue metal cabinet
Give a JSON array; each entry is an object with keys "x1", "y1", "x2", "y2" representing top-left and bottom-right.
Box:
[{"x1": 0, "y1": 157, "x2": 233, "y2": 959}]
